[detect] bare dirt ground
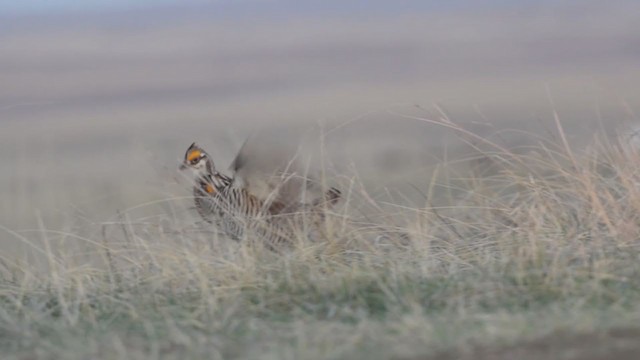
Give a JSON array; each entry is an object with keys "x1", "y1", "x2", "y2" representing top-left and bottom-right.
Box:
[{"x1": 422, "y1": 328, "x2": 640, "y2": 360}]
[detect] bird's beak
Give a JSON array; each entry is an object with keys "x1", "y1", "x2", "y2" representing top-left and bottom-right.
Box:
[{"x1": 179, "y1": 163, "x2": 188, "y2": 171}]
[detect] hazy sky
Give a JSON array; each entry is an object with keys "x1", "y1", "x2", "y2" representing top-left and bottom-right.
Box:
[
  {"x1": 3, "y1": 0, "x2": 182, "y2": 15},
  {"x1": 2, "y1": 0, "x2": 550, "y2": 16}
]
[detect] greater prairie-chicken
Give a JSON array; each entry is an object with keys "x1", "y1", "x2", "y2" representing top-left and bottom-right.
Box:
[{"x1": 180, "y1": 140, "x2": 340, "y2": 247}]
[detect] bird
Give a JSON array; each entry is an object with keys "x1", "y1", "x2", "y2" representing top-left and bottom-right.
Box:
[{"x1": 179, "y1": 139, "x2": 341, "y2": 248}]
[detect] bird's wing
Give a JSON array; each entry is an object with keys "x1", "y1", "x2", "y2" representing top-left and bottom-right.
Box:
[{"x1": 229, "y1": 127, "x2": 329, "y2": 213}]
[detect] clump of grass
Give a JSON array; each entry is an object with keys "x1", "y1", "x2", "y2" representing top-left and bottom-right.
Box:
[{"x1": 2, "y1": 121, "x2": 640, "y2": 359}]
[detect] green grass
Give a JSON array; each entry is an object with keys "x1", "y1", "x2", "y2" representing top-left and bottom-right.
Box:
[{"x1": 3, "y1": 262, "x2": 640, "y2": 359}]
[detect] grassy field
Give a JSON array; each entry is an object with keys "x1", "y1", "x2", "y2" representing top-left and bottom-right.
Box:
[
  {"x1": 4, "y1": 3, "x2": 640, "y2": 358},
  {"x1": 3, "y1": 120, "x2": 640, "y2": 360}
]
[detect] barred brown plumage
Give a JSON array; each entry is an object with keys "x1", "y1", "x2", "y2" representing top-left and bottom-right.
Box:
[{"x1": 180, "y1": 141, "x2": 340, "y2": 248}]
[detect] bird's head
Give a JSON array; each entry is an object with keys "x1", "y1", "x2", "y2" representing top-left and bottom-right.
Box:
[{"x1": 179, "y1": 142, "x2": 215, "y2": 177}]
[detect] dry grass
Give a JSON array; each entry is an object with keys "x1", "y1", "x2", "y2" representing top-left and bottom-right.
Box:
[{"x1": 2, "y1": 121, "x2": 640, "y2": 359}]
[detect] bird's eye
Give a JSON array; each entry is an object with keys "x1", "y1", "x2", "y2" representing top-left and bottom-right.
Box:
[{"x1": 190, "y1": 158, "x2": 199, "y2": 165}]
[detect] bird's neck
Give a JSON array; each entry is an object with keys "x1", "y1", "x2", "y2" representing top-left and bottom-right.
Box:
[
  {"x1": 198, "y1": 171, "x2": 232, "y2": 192},
  {"x1": 195, "y1": 167, "x2": 233, "y2": 196}
]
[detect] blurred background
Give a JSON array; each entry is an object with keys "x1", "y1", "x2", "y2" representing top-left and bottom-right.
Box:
[{"x1": 2, "y1": 0, "x2": 640, "y2": 230}]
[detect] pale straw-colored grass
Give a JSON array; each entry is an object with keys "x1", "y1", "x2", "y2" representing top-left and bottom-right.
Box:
[{"x1": 2, "y1": 119, "x2": 640, "y2": 359}]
